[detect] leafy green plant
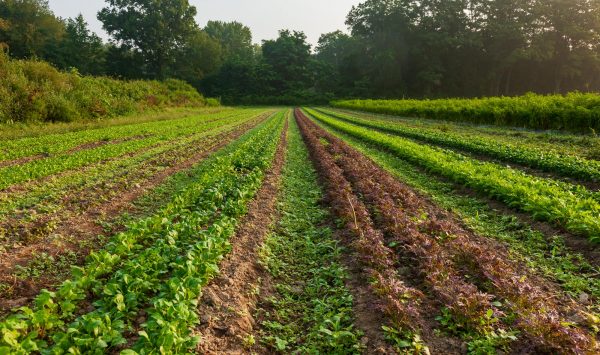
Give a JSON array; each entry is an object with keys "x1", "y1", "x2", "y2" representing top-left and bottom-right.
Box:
[
  {"x1": 306, "y1": 108, "x2": 600, "y2": 243},
  {"x1": 0, "y1": 111, "x2": 285, "y2": 353}
]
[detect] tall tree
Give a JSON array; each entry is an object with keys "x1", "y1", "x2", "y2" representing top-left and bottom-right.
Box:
[
  {"x1": 98, "y1": 0, "x2": 198, "y2": 79},
  {"x1": 58, "y1": 15, "x2": 106, "y2": 75},
  {"x1": 262, "y1": 30, "x2": 312, "y2": 91},
  {"x1": 0, "y1": 0, "x2": 64, "y2": 59},
  {"x1": 204, "y1": 21, "x2": 254, "y2": 63},
  {"x1": 173, "y1": 29, "x2": 222, "y2": 87}
]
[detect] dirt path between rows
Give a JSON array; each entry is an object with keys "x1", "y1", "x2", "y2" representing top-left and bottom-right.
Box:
[
  {"x1": 0, "y1": 115, "x2": 269, "y2": 314},
  {"x1": 298, "y1": 109, "x2": 599, "y2": 353},
  {"x1": 195, "y1": 118, "x2": 288, "y2": 354}
]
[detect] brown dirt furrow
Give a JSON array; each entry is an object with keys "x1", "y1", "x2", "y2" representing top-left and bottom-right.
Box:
[
  {"x1": 194, "y1": 117, "x2": 289, "y2": 355},
  {"x1": 0, "y1": 154, "x2": 48, "y2": 168},
  {"x1": 0, "y1": 112, "x2": 272, "y2": 250},
  {"x1": 0, "y1": 114, "x2": 270, "y2": 313},
  {"x1": 64, "y1": 134, "x2": 152, "y2": 155},
  {"x1": 295, "y1": 109, "x2": 461, "y2": 354},
  {"x1": 297, "y1": 109, "x2": 599, "y2": 354}
]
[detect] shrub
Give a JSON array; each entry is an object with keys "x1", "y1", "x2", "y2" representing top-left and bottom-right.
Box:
[
  {"x1": 0, "y1": 52, "x2": 218, "y2": 123},
  {"x1": 332, "y1": 93, "x2": 600, "y2": 132}
]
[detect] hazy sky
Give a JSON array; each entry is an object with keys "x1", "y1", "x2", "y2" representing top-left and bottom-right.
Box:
[{"x1": 47, "y1": 0, "x2": 362, "y2": 47}]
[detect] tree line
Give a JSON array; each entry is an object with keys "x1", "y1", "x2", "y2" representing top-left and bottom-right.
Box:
[{"x1": 2, "y1": 0, "x2": 600, "y2": 104}]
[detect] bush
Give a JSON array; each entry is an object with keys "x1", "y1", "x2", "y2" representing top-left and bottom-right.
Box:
[
  {"x1": 332, "y1": 93, "x2": 600, "y2": 132},
  {"x1": 0, "y1": 52, "x2": 218, "y2": 123}
]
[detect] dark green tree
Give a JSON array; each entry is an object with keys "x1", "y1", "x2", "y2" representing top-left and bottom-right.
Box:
[
  {"x1": 262, "y1": 30, "x2": 312, "y2": 91},
  {"x1": 173, "y1": 29, "x2": 223, "y2": 87},
  {"x1": 0, "y1": 0, "x2": 64, "y2": 59},
  {"x1": 58, "y1": 15, "x2": 106, "y2": 75},
  {"x1": 98, "y1": 0, "x2": 198, "y2": 79},
  {"x1": 204, "y1": 21, "x2": 254, "y2": 63}
]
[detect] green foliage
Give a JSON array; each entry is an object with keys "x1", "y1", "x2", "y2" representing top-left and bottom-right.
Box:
[
  {"x1": 306, "y1": 108, "x2": 600, "y2": 243},
  {"x1": 258, "y1": 115, "x2": 362, "y2": 353},
  {"x1": 319, "y1": 108, "x2": 600, "y2": 182},
  {"x1": 332, "y1": 93, "x2": 600, "y2": 132},
  {"x1": 0, "y1": 0, "x2": 64, "y2": 60},
  {"x1": 98, "y1": 0, "x2": 199, "y2": 79},
  {"x1": 204, "y1": 21, "x2": 254, "y2": 63},
  {"x1": 0, "y1": 111, "x2": 285, "y2": 353},
  {"x1": 0, "y1": 51, "x2": 212, "y2": 124}
]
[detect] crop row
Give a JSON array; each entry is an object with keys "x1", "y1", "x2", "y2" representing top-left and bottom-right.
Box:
[
  {"x1": 0, "y1": 111, "x2": 285, "y2": 354},
  {"x1": 0, "y1": 108, "x2": 255, "y2": 163},
  {"x1": 0, "y1": 113, "x2": 266, "y2": 263},
  {"x1": 329, "y1": 124, "x2": 600, "y2": 306},
  {"x1": 316, "y1": 108, "x2": 600, "y2": 183},
  {"x1": 257, "y1": 116, "x2": 362, "y2": 353},
  {"x1": 0, "y1": 110, "x2": 264, "y2": 190},
  {"x1": 295, "y1": 109, "x2": 428, "y2": 352},
  {"x1": 332, "y1": 93, "x2": 600, "y2": 132},
  {"x1": 0, "y1": 111, "x2": 267, "y2": 222},
  {"x1": 306, "y1": 109, "x2": 600, "y2": 244},
  {"x1": 297, "y1": 109, "x2": 599, "y2": 353}
]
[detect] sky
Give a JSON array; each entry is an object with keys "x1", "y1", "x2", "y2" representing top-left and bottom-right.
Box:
[{"x1": 47, "y1": 0, "x2": 362, "y2": 47}]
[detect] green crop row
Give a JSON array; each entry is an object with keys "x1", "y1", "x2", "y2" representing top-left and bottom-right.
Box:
[
  {"x1": 305, "y1": 109, "x2": 600, "y2": 243},
  {"x1": 316, "y1": 108, "x2": 600, "y2": 182},
  {"x1": 0, "y1": 113, "x2": 263, "y2": 255},
  {"x1": 0, "y1": 108, "x2": 259, "y2": 163},
  {"x1": 332, "y1": 93, "x2": 600, "y2": 132},
  {"x1": 0, "y1": 111, "x2": 285, "y2": 354},
  {"x1": 0, "y1": 110, "x2": 263, "y2": 190}
]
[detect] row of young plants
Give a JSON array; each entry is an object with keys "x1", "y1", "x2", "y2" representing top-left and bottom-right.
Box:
[
  {"x1": 0, "y1": 113, "x2": 266, "y2": 259},
  {"x1": 257, "y1": 117, "x2": 362, "y2": 353},
  {"x1": 331, "y1": 107, "x2": 600, "y2": 159},
  {"x1": 0, "y1": 111, "x2": 285, "y2": 354},
  {"x1": 0, "y1": 110, "x2": 261, "y2": 190},
  {"x1": 331, "y1": 93, "x2": 600, "y2": 132},
  {"x1": 0, "y1": 108, "x2": 250, "y2": 163},
  {"x1": 298, "y1": 110, "x2": 600, "y2": 353},
  {"x1": 0, "y1": 111, "x2": 267, "y2": 222},
  {"x1": 305, "y1": 109, "x2": 600, "y2": 244},
  {"x1": 327, "y1": 124, "x2": 600, "y2": 310},
  {"x1": 317, "y1": 108, "x2": 600, "y2": 183},
  {"x1": 295, "y1": 109, "x2": 431, "y2": 353}
]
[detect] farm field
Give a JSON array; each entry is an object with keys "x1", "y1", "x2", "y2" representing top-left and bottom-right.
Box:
[{"x1": 0, "y1": 107, "x2": 599, "y2": 354}]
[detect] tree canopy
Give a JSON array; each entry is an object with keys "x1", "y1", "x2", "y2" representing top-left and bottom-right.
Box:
[{"x1": 1, "y1": 0, "x2": 600, "y2": 103}]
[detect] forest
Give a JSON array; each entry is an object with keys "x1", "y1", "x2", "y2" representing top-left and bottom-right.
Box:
[{"x1": 2, "y1": 0, "x2": 600, "y2": 104}]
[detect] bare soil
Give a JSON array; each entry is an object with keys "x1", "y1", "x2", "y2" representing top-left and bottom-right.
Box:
[
  {"x1": 0, "y1": 116, "x2": 267, "y2": 314},
  {"x1": 195, "y1": 119, "x2": 288, "y2": 354}
]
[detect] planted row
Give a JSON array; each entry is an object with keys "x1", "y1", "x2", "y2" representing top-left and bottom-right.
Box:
[
  {"x1": 316, "y1": 108, "x2": 600, "y2": 183},
  {"x1": 298, "y1": 110, "x2": 599, "y2": 353},
  {"x1": 306, "y1": 109, "x2": 600, "y2": 243},
  {"x1": 0, "y1": 110, "x2": 264, "y2": 190},
  {"x1": 0, "y1": 111, "x2": 265, "y2": 221},
  {"x1": 0, "y1": 108, "x2": 253, "y2": 163},
  {"x1": 0, "y1": 112, "x2": 285, "y2": 354},
  {"x1": 258, "y1": 116, "x2": 362, "y2": 353}
]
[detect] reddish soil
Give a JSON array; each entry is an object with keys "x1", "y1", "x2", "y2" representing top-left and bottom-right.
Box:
[
  {"x1": 0, "y1": 114, "x2": 270, "y2": 313},
  {"x1": 296, "y1": 109, "x2": 461, "y2": 353},
  {"x1": 296, "y1": 109, "x2": 599, "y2": 354},
  {"x1": 195, "y1": 119, "x2": 288, "y2": 354}
]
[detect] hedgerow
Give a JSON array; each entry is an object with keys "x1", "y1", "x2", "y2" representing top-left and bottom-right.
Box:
[
  {"x1": 0, "y1": 51, "x2": 214, "y2": 124},
  {"x1": 332, "y1": 93, "x2": 600, "y2": 132}
]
